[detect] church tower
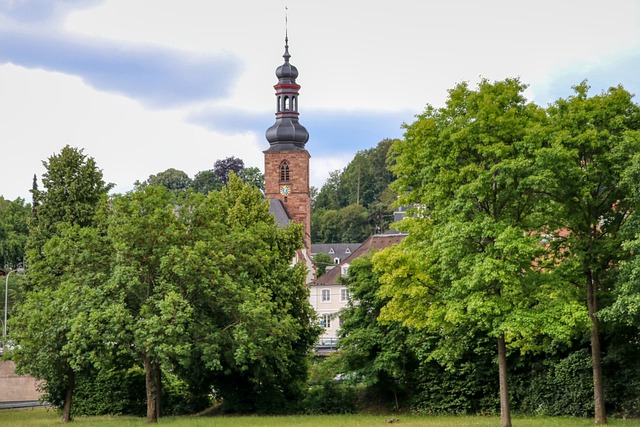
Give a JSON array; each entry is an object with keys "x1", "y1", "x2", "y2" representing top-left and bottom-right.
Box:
[{"x1": 264, "y1": 34, "x2": 311, "y2": 251}]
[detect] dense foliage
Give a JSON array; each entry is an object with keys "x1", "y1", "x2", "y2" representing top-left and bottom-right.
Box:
[
  {"x1": 12, "y1": 146, "x2": 113, "y2": 422},
  {"x1": 139, "y1": 156, "x2": 264, "y2": 195},
  {"x1": 9, "y1": 148, "x2": 318, "y2": 423},
  {"x1": 328, "y1": 80, "x2": 640, "y2": 426},
  {"x1": 0, "y1": 196, "x2": 29, "y2": 270},
  {"x1": 312, "y1": 139, "x2": 398, "y2": 243}
]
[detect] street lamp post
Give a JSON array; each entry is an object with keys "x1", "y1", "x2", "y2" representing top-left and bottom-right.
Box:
[{"x1": 3, "y1": 268, "x2": 24, "y2": 342}]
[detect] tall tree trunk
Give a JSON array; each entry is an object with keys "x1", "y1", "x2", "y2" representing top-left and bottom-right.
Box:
[
  {"x1": 587, "y1": 272, "x2": 607, "y2": 424},
  {"x1": 143, "y1": 353, "x2": 161, "y2": 424},
  {"x1": 497, "y1": 335, "x2": 512, "y2": 427},
  {"x1": 156, "y1": 360, "x2": 162, "y2": 420},
  {"x1": 61, "y1": 368, "x2": 74, "y2": 422}
]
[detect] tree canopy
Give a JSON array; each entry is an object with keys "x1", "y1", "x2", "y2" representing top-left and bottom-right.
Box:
[
  {"x1": 143, "y1": 168, "x2": 193, "y2": 193},
  {"x1": 138, "y1": 158, "x2": 265, "y2": 197},
  {"x1": 16, "y1": 146, "x2": 113, "y2": 422},
  {"x1": 312, "y1": 139, "x2": 398, "y2": 243},
  {"x1": 378, "y1": 78, "x2": 588, "y2": 427},
  {"x1": 536, "y1": 82, "x2": 640, "y2": 424},
  {"x1": 0, "y1": 196, "x2": 29, "y2": 269},
  {"x1": 11, "y1": 167, "x2": 319, "y2": 422}
]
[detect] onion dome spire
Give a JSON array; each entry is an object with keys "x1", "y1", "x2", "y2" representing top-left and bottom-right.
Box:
[{"x1": 265, "y1": 33, "x2": 309, "y2": 152}]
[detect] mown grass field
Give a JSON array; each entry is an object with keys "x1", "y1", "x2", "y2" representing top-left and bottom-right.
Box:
[{"x1": 3, "y1": 409, "x2": 640, "y2": 427}]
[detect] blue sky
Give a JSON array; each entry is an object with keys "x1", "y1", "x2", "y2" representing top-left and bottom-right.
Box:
[{"x1": 1, "y1": 0, "x2": 639, "y2": 200}]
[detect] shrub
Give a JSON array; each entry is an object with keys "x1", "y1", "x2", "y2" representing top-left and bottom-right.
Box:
[
  {"x1": 302, "y1": 381, "x2": 357, "y2": 414},
  {"x1": 73, "y1": 366, "x2": 146, "y2": 416},
  {"x1": 513, "y1": 348, "x2": 593, "y2": 417}
]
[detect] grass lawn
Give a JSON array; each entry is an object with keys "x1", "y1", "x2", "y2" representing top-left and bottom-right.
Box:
[{"x1": 3, "y1": 408, "x2": 640, "y2": 427}]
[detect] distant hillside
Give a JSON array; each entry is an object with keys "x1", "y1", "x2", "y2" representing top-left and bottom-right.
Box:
[{"x1": 312, "y1": 138, "x2": 398, "y2": 243}]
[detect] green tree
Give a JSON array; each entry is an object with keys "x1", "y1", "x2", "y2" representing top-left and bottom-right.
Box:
[
  {"x1": 0, "y1": 197, "x2": 30, "y2": 269},
  {"x1": 538, "y1": 82, "x2": 640, "y2": 424},
  {"x1": 337, "y1": 253, "x2": 417, "y2": 405},
  {"x1": 192, "y1": 169, "x2": 222, "y2": 195},
  {"x1": 314, "y1": 252, "x2": 332, "y2": 277},
  {"x1": 379, "y1": 79, "x2": 587, "y2": 427},
  {"x1": 182, "y1": 175, "x2": 320, "y2": 413},
  {"x1": 311, "y1": 209, "x2": 341, "y2": 243},
  {"x1": 29, "y1": 145, "x2": 113, "y2": 239},
  {"x1": 11, "y1": 221, "x2": 113, "y2": 422},
  {"x1": 16, "y1": 146, "x2": 112, "y2": 422},
  {"x1": 104, "y1": 185, "x2": 194, "y2": 423},
  {"x1": 315, "y1": 170, "x2": 344, "y2": 211},
  {"x1": 312, "y1": 205, "x2": 371, "y2": 244},
  {"x1": 315, "y1": 139, "x2": 397, "y2": 212},
  {"x1": 142, "y1": 168, "x2": 192, "y2": 193},
  {"x1": 99, "y1": 176, "x2": 319, "y2": 420},
  {"x1": 340, "y1": 138, "x2": 397, "y2": 209},
  {"x1": 309, "y1": 186, "x2": 318, "y2": 210},
  {"x1": 313, "y1": 139, "x2": 398, "y2": 242},
  {"x1": 238, "y1": 166, "x2": 265, "y2": 191},
  {"x1": 338, "y1": 204, "x2": 370, "y2": 243},
  {"x1": 27, "y1": 146, "x2": 112, "y2": 289}
]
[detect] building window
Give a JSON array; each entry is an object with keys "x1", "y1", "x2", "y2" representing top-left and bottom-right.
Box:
[
  {"x1": 345, "y1": 247, "x2": 351, "y2": 254},
  {"x1": 340, "y1": 288, "x2": 349, "y2": 302},
  {"x1": 321, "y1": 314, "x2": 331, "y2": 329},
  {"x1": 334, "y1": 257, "x2": 340, "y2": 264},
  {"x1": 321, "y1": 289, "x2": 331, "y2": 302},
  {"x1": 280, "y1": 161, "x2": 290, "y2": 182},
  {"x1": 328, "y1": 248, "x2": 335, "y2": 254}
]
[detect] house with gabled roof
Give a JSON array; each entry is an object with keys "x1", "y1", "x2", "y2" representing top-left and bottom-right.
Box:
[{"x1": 311, "y1": 231, "x2": 407, "y2": 351}]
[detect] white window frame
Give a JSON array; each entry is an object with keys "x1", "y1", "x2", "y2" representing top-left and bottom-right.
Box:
[
  {"x1": 340, "y1": 288, "x2": 349, "y2": 302},
  {"x1": 321, "y1": 313, "x2": 331, "y2": 329},
  {"x1": 321, "y1": 289, "x2": 331, "y2": 302}
]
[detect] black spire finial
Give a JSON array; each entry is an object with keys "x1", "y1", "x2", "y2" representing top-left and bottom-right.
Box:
[{"x1": 284, "y1": 7, "x2": 290, "y2": 62}]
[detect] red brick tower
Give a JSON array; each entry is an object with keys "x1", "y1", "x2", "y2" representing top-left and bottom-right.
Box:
[{"x1": 264, "y1": 35, "x2": 311, "y2": 251}]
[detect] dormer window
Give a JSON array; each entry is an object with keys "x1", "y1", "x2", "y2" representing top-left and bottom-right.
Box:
[
  {"x1": 280, "y1": 161, "x2": 290, "y2": 182},
  {"x1": 345, "y1": 248, "x2": 351, "y2": 255},
  {"x1": 328, "y1": 248, "x2": 335, "y2": 254}
]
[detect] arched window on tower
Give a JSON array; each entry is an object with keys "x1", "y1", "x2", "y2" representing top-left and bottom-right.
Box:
[
  {"x1": 277, "y1": 96, "x2": 281, "y2": 112},
  {"x1": 292, "y1": 96, "x2": 297, "y2": 112},
  {"x1": 280, "y1": 160, "x2": 290, "y2": 182},
  {"x1": 284, "y1": 96, "x2": 290, "y2": 111}
]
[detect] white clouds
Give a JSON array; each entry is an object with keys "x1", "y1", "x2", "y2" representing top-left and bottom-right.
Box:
[
  {"x1": 1, "y1": 0, "x2": 640, "y2": 201},
  {"x1": 0, "y1": 64, "x2": 262, "y2": 200},
  {"x1": 310, "y1": 154, "x2": 352, "y2": 190}
]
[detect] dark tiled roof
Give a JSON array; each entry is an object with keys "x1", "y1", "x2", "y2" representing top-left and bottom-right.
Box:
[
  {"x1": 268, "y1": 198, "x2": 291, "y2": 228},
  {"x1": 315, "y1": 233, "x2": 407, "y2": 285},
  {"x1": 311, "y1": 243, "x2": 362, "y2": 261}
]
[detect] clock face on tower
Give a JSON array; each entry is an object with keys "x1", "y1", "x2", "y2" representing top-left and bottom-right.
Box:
[{"x1": 280, "y1": 185, "x2": 291, "y2": 196}]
